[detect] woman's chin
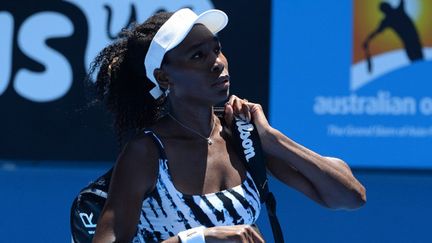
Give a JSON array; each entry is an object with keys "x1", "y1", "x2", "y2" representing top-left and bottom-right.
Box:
[{"x1": 215, "y1": 89, "x2": 230, "y2": 104}]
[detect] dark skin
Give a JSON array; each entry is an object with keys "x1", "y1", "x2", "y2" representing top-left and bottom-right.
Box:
[{"x1": 93, "y1": 24, "x2": 366, "y2": 243}]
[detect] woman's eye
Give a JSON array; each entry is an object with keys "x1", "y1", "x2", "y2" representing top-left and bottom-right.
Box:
[
  {"x1": 214, "y1": 47, "x2": 221, "y2": 54},
  {"x1": 191, "y1": 51, "x2": 203, "y2": 60}
]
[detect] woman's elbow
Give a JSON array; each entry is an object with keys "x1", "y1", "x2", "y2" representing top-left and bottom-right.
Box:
[
  {"x1": 352, "y1": 184, "x2": 367, "y2": 208},
  {"x1": 324, "y1": 185, "x2": 367, "y2": 210}
]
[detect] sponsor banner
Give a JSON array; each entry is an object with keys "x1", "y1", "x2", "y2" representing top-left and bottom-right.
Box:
[
  {"x1": 270, "y1": 0, "x2": 432, "y2": 168},
  {"x1": 1, "y1": 0, "x2": 270, "y2": 161}
]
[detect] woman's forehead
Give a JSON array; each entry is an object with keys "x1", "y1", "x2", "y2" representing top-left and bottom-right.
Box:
[{"x1": 169, "y1": 24, "x2": 218, "y2": 54}]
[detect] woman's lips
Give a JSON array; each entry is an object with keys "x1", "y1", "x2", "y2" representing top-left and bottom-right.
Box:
[{"x1": 213, "y1": 75, "x2": 230, "y2": 88}]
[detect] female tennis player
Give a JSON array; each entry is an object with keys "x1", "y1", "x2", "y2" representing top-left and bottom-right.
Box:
[{"x1": 89, "y1": 8, "x2": 366, "y2": 243}]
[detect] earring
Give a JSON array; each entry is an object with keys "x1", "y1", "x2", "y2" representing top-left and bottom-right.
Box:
[{"x1": 165, "y1": 85, "x2": 170, "y2": 96}]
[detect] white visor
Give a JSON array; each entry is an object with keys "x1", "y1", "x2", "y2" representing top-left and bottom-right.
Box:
[{"x1": 144, "y1": 8, "x2": 228, "y2": 99}]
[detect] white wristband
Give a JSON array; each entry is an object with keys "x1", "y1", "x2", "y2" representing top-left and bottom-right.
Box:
[{"x1": 177, "y1": 226, "x2": 206, "y2": 243}]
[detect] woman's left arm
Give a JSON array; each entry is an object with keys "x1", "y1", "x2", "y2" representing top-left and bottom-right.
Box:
[{"x1": 225, "y1": 96, "x2": 366, "y2": 210}]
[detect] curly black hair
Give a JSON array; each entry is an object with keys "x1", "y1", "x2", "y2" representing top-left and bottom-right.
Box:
[{"x1": 87, "y1": 12, "x2": 173, "y2": 145}]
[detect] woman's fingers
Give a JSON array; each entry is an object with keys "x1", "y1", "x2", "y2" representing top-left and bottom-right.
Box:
[
  {"x1": 225, "y1": 95, "x2": 252, "y2": 122},
  {"x1": 224, "y1": 102, "x2": 234, "y2": 128},
  {"x1": 241, "y1": 100, "x2": 251, "y2": 122},
  {"x1": 240, "y1": 225, "x2": 265, "y2": 243},
  {"x1": 249, "y1": 226, "x2": 265, "y2": 243},
  {"x1": 226, "y1": 94, "x2": 237, "y2": 107},
  {"x1": 204, "y1": 224, "x2": 265, "y2": 243},
  {"x1": 233, "y1": 98, "x2": 242, "y2": 119},
  {"x1": 223, "y1": 95, "x2": 271, "y2": 136}
]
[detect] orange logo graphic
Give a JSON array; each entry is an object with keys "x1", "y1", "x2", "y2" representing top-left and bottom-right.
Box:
[{"x1": 351, "y1": 0, "x2": 432, "y2": 91}]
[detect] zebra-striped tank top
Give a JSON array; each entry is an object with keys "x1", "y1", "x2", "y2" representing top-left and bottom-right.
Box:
[{"x1": 132, "y1": 130, "x2": 262, "y2": 242}]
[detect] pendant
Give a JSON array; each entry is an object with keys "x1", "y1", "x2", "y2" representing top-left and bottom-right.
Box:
[{"x1": 207, "y1": 138, "x2": 213, "y2": 145}]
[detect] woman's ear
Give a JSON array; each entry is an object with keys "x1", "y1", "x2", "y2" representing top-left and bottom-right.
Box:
[{"x1": 153, "y1": 68, "x2": 170, "y2": 90}]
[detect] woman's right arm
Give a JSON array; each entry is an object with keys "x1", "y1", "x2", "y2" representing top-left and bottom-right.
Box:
[{"x1": 92, "y1": 137, "x2": 160, "y2": 243}]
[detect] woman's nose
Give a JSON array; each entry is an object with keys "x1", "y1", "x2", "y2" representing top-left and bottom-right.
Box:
[{"x1": 211, "y1": 57, "x2": 225, "y2": 72}]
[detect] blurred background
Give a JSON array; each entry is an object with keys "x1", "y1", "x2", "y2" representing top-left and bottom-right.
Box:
[{"x1": 1, "y1": 0, "x2": 431, "y2": 242}]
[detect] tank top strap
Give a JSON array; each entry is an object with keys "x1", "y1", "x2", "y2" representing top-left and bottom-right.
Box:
[
  {"x1": 142, "y1": 129, "x2": 168, "y2": 161},
  {"x1": 141, "y1": 129, "x2": 178, "y2": 193}
]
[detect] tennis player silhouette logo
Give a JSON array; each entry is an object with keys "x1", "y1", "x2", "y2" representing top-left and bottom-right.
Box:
[
  {"x1": 362, "y1": 0, "x2": 424, "y2": 73},
  {"x1": 350, "y1": 0, "x2": 432, "y2": 91}
]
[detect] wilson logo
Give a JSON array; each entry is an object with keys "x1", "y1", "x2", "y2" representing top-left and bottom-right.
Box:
[
  {"x1": 79, "y1": 212, "x2": 97, "y2": 234},
  {"x1": 235, "y1": 118, "x2": 255, "y2": 162}
]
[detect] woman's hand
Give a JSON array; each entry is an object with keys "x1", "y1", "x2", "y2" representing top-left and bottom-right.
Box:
[
  {"x1": 224, "y1": 95, "x2": 271, "y2": 135},
  {"x1": 204, "y1": 225, "x2": 265, "y2": 243}
]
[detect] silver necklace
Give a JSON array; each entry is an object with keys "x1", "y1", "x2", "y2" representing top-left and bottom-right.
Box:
[{"x1": 167, "y1": 113, "x2": 216, "y2": 145}]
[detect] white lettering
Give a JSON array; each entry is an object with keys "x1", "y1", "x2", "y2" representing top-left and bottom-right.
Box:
[
  {"x1": 313, "y1": 91, "x2": 417, "y2": 116},
  {"x1": 242, "y1": 139, "x2": 252, "y2": 148},
  {"x1": 419, "y1": 97, "x2": 432, "y2": 115},
  {"x1": 66, "y1": 0, "x2": 214, "y2": 73},
  {"x1": 328, "y1": 124, "x2": 432, "y2": 138},
  {"x1": 15, "y1": 12, "x2": 73, "y2": 102},
  {"x1": 236, "y1": 118, "x2": 256, "y2": 161},
  {"x1": 79, "y1": 212, "x2": 97, "y2": 231},
  {"x1": 244, "y1": 146, "x2": 255, "y2": 161},
  {"x1": 0, "y1": 12, "x2": 14, "y2": 96}
]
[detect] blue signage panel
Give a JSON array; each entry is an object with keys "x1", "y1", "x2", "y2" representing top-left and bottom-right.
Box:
[
  {"x1": 0, "y1": 0, "x2": 270, "y2": 161},
  {"x1": 270, "y1": 0, "x2": 432, "y2": 168}
]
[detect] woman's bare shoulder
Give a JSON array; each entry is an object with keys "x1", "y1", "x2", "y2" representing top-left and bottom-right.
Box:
[
  {"x1": 110, "y1": 134, "x2": 161, "y2": 197},
  {"x1": 94, "y1": 134, "x2": 161, "y2": 242}
]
